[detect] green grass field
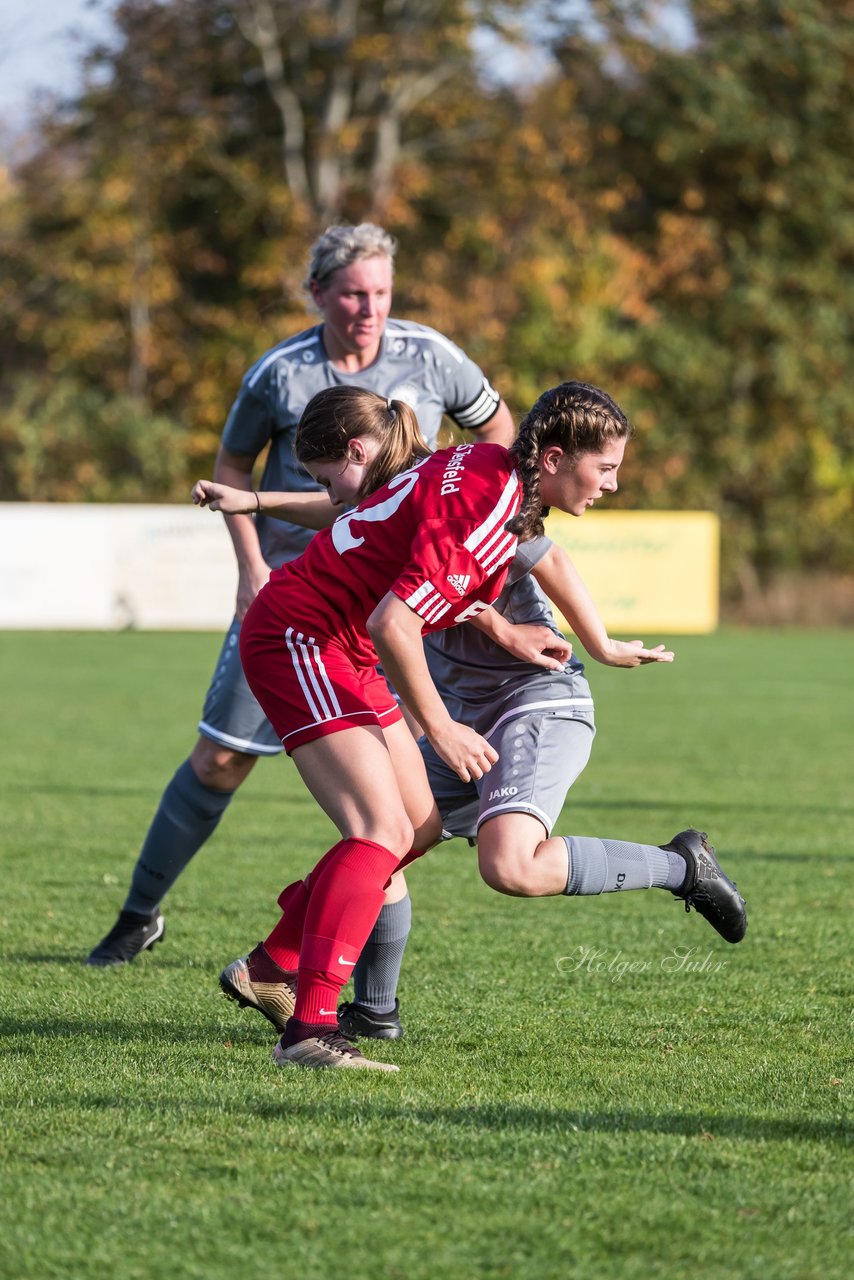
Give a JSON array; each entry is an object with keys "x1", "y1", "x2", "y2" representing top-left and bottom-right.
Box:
[{"x1": 0, "y1": 629, "x2": 851, "y2": 1280}]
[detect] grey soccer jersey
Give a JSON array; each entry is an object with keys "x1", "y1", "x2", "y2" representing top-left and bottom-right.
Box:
[
  {"x1": 221, "y1": 318, "x2": 502, "y2": 568},
  {"x1": 423, "y1": 535, "x2": 586, "y2": 725},
  {"x1": 422, "y1": 536, "x2": 595, "y2": 839}
]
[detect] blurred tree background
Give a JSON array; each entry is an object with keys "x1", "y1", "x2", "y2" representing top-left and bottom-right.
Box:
[{"x1": 0, "y1": 0, "x2": 851, "y2": 617}]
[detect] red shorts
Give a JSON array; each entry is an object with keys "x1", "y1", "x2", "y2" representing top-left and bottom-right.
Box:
[{"x1": 239, "y1": 593, "x2": 402, "y2": 754}]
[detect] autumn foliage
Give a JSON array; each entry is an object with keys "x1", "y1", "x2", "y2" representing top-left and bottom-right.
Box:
[{"x1": 0, "y1": 0, "x2": 851, "y2": 611}]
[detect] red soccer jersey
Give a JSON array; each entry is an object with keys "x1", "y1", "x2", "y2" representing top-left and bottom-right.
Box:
[{"x1": 259, "y1": 442, "x2": 522, "y2": 666}]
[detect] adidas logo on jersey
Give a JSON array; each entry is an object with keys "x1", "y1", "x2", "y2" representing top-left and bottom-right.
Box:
[{"x1": 446, "y1": 573, "x2": 471, "y2": 595}]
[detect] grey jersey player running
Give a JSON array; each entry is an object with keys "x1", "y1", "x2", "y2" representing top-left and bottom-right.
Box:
[
  {"x1": 195, "y1": 382, "x2": 747, "y2": 1045},
  {"x1": 87, "y1": 222, "x2": 515, "y2": 966}
]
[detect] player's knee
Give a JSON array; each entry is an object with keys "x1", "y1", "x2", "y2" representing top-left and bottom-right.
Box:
[
  {"x1": 190, "y1": 738, "x2": 256, "y2": 791},
  {"x1": 381, "y1": 817, "x2": 416, "y2": 857},
  {"x1": 477, "y1": 847, "x2": 530, "y2": 897},
  {"x1": 349, "y1": 813, "x2": 415, "y2": 857}
]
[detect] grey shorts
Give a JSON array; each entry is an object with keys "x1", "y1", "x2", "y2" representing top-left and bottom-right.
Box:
[
  {"x1": 198, "y1": 618, "x2": 283, "y2": 755},
  {"x1": 420, "y1": 675, "x2": 596, "y2": 841}
]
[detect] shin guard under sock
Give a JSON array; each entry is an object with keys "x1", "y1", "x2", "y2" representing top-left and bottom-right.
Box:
[
  {"x1": 295, "y1": 838, "x2": 401, "y2": 1026},
  {"x1": 263, "y1": 879, "x2": 311, "y2": 971},
  {"x1": 563, "y1": 835, "x2": 686, "y2": 894},
  {"x1": 263, "y1": 838, "x2": 364, "y2": 970}
]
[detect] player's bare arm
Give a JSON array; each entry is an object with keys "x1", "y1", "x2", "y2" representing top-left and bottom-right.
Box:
[
  {"x1": 532, "y1": 542, "x2": 675, "y2": 667},
  {"x1": 470, "y1": 399, "x2": 515, "y2": 447},
  {"x1": 367, "y1": 592, "x2": 498, "y2": 784},
  {"x1": 469, "y1": 606, "x2": 573, "y2": 671},
  {"x1": 213, "y1": 445, "x2": 270, "y2": 620},
  {"x1": 193, "y1": 480, "x2": 340, "y2": 529}
]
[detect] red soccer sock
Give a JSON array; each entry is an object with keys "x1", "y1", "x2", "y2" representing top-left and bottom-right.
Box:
[
  {"x1": 392, "y1": 846, "x2": 426, "y2": 879},
  {"x1": 288, "y1": 979, "x2": 343, "y2": 1030},
  {"x1": 246, "y1": 941, "x2": 297, "y2": 986},
  {"x1": 263, "y1": 840, "x2": 359, "y2": 970},
  {"x1": 293, "y1": 837, "x2": 401, "y2": 1026},
  {"x1": 262, "y1": 879, "x2": 310, "y2": 971}
]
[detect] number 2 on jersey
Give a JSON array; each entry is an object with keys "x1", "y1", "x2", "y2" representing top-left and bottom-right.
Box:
[{"x1": 331, "y1": 469, "x2": 421, "y2": 555}]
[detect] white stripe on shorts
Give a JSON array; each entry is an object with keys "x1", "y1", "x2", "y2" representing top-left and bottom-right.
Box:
[
  {"x1": 285, "y1": 627, "x2": 343, "y2": 723},
  {"x1": 481, "y1": 696, "x2": 594, "y2": 742},
  {"x1": 476, "y1": 799, "x2": 556, "y2": 833},
  {"x1": 280, "y1": 708, "x2": 381, "y2": 747},
  {"x1": 197, "y1": 720, "x2": 283, "y2": 756}
]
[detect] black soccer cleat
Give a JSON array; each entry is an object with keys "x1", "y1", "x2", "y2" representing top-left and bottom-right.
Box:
[
  {"x1": 338, "y1": 999, "x2": 404, "y2": 1041},
  {"x1": 86, "y1": 909, "x2": 166, "y2": 966},
  {"x1": 665, "y1": 829, "x2": 747, "y2": 944}
]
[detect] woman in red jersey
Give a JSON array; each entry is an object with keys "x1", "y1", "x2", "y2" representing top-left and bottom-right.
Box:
[{"x1": 194, "y1": 381, "x2": 631, "y2": 1070}]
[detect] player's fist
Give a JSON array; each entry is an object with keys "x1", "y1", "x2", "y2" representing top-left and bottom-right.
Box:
[
  {"x1": 191, "y1": 479, "x2": 252, "y2": 514},
  {"x1": 505, "y1": 623, "x2": 573, "y2": 671},
  {"x1": 428, "y1": 720, "x2": 499, "y2": 783}
]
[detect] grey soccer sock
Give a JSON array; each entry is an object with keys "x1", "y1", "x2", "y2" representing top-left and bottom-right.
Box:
[
  {"x1": 563, "y1": 835, "x2": 686, "y2": 895},
  {"x1": 352, "y1": 893, "x2": 412, "y2": 1014},
  {"x1": 123, "y1": 758, "x2": 234, "y2": 913}
]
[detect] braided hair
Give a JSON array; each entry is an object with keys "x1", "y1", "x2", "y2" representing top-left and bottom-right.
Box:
[{"x1": 506, "y1": 381, "x2": 632, "y2": 540}]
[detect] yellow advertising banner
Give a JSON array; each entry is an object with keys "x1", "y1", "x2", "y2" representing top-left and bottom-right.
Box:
[{"x1": 545, "y1": 510, "x2": 720, "y2": 634}]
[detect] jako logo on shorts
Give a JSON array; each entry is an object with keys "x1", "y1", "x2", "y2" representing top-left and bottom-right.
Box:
[{"x1": 488, "y1": 786, "x2": 518, "y2": 800}]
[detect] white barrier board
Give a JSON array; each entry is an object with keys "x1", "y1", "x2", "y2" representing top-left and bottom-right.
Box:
[
  {"x1": 0, "y1": 504, "x2": 719, "y2": 633},
  {"x1": 0, "y1": 504, "x2": 237, "y2": 630}
]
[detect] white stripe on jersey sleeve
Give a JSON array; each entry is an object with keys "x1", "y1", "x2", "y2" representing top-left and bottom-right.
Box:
[
  {"x1": 405, "y1": 582, "x2": 452, "y2": 623},
  {"x1": 473, "y1": 521, "x2": 513, "y2": 568},
  {"x1": 403, "y1": 474, "x2": 519, "y2": 624},
  {"x1": 481, "y1": 696, "x2": 595, "y2": 743},
  {"x1": 463, "y1": 472, "x2": 521, "y2": 563},
  {"x1": 247, "y1": 334, "x2": 321, "y2": 388},
  {"x1": 480, "y1": 532, "x2": 518, "y2": 574},
  {"x1": 387, "y1": 326, "x2": 465, "y2": 364},
  {"x1": 405, "y1": 582, "x2": 435, "y2": 610},
  {"x1": 421, "y1": 595, "x2": 452, "y2": 624}
]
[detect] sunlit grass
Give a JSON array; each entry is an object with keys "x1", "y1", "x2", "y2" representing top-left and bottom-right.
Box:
[{"x1": 0, "y1": 629, "x2": 850, "y2": 1280}]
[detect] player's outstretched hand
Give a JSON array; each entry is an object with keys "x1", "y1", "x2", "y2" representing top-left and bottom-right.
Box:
[
  {"x1": 428, "y1": 720, "x2": 499, "y2": 784},
  {"x1": 191, "y1": 479, "x2": 253, "y2": 514},
  {"x1": 496, "y1": 623, "x2": 574, "y2": 671},
  {"x1": 602, "y1": 640, "x2": 675, "y2": 667}
]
